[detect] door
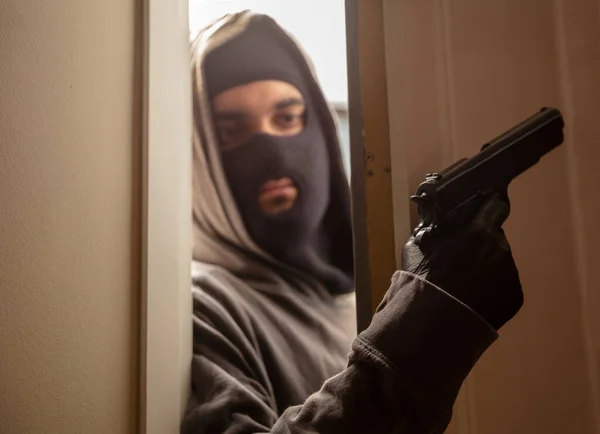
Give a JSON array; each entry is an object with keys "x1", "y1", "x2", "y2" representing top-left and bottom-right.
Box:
[{"x1": 381, "y1": 1, "x2": 600, "y2": 432}]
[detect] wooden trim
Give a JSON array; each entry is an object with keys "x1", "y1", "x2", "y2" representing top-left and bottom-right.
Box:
[
  {"x1": 347, "y1": 0, "x2": 397, "y2": 327},
  {"x1": 345, "y1": 0, "x2": 372, "y2": 333}
]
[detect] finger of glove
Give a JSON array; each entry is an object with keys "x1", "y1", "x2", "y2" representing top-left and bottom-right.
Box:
[
  {"x1": 424, "y1": 194, "x2": 510, "y2": 258},
  {"x1": 473, "y1": 194, "x2": 510, "y2": 231},
  {"x1": 401, "y1": 239, "x2": 425, "y2": 273}
]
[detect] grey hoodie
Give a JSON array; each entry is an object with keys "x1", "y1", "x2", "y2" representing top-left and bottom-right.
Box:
[{"x1": 183, "y1": 11, "x2": 497, "y2": 434}]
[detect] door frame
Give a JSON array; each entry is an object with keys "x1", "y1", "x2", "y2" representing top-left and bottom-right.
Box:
[
  {"x1": 139, "y1": 0, "x2": 412, "y2": 430},
  {"x1": 346, "y1": 0, "x2": 411, "y2": 332},
  {"x1": 139, "y1": 0, "x2": 193, "y2": 432}
]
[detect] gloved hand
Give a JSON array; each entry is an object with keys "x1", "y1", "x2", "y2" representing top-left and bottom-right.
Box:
[{"x1": 402, "y1": 195, "x2": 523, "y2": 330}]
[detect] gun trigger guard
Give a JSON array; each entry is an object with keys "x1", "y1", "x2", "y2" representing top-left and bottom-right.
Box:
[{"x1": 410, "y1": 193, "x2": 437, "y2": 247}]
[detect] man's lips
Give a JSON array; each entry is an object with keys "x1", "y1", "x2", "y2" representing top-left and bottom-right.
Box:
[
  {"x1": 259, "y1": 178, "x2": 296, "y2": 198},
  {"x1": 258, "y1": 178, "x2": 298, "y2": 216}
]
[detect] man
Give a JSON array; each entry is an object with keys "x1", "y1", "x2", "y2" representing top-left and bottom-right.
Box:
[{"x1": 183, "y1": 11, "x2": 523, "y2": 433}]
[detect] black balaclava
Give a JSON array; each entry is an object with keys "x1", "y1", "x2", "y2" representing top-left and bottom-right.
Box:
[{"x1": 203, "y1": 16, "x2": 354, "y2": 295}]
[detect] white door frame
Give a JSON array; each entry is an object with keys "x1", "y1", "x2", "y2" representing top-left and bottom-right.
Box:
[{"x1": 139, "y1": 0, "x2": 193, "y2": 432}]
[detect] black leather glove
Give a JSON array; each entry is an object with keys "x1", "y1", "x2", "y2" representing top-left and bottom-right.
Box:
[{"x1": 402, "y1": 195, "x2": 523, "y2": 330}]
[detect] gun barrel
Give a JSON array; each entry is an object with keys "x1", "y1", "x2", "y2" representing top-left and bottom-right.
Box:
[{"x1": 435, "y1": 107, "x2": 564, "y2": 211}]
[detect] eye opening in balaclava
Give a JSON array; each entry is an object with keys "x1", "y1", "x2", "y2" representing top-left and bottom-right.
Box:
[{"x1": 202, "y1": 15, "x2": 354, "y2": 295}]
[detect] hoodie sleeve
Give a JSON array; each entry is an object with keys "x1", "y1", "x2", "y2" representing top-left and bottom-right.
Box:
[{"x1": 181, "y1": 271, "x2": 498, "y2": 434}]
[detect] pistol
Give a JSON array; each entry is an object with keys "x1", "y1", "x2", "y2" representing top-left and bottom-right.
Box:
[{"x1": 411, "y1": 107, "x2": 565, "y2": 248}]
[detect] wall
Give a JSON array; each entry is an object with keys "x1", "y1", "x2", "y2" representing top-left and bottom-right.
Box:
[
  {"x1": 189, "y1": 0, "x2": 348, "y2": 105},
  {"x1": 0, "y1": 0, "x2": 141, "y2": 433},
  {"x1": 383, "y1": 0, "x2": 600, "y2": 433}
]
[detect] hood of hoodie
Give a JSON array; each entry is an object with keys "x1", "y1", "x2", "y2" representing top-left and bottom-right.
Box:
[{"x1": 190, "y1": 11, "x2": 354, "y2": 299}]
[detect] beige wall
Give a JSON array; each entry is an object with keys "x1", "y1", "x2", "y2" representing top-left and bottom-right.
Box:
[
  {"x1": 384, "y1": 0, "x2": 600, "y2": 433},
  {"x1": 0, "y1": 1, "x2": 141, "y2": 433}
]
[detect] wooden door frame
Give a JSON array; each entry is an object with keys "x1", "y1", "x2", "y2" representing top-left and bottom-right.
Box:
[{"x1": 346, "y1": 0, "x2": 411, "y2": 332}]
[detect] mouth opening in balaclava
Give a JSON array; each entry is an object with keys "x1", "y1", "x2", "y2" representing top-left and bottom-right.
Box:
[{"x1": 203, "y1": 15, "x2": 354, "y2": 295}]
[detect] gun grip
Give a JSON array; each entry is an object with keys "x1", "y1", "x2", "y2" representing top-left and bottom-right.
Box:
[{"x1": 476, "y1": 193, "x2": 510, "y2": 230}]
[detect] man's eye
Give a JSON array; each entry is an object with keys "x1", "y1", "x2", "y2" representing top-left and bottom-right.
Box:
[{"x1": 275, "y1": 112, "x2": 304, "y2": 128}]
